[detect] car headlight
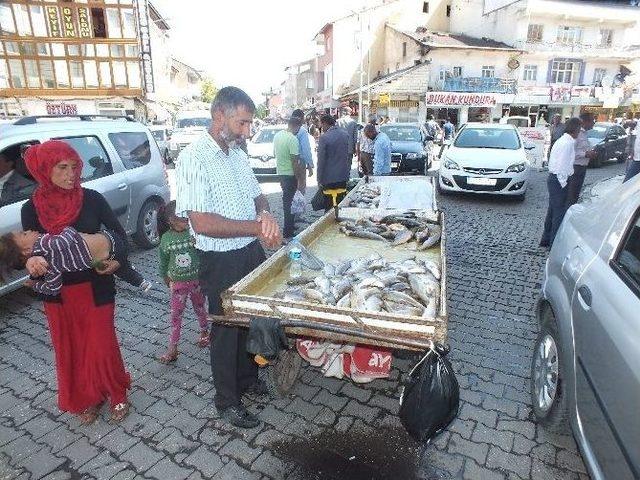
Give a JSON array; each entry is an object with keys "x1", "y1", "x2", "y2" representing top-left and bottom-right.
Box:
[
  {"x1": 505, "y1": 162, "x2": 526, "y2": 173},
  {"x1": 443, "y1": 157, "x2": 460, "y2": 170},
  {"x1": 405, "y1": 152, "x2": 418, "y2": 159}
]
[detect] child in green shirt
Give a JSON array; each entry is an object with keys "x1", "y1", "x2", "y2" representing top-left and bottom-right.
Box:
[{"x1": 158, "y1": 201, "x2": 209, "y2": 364}]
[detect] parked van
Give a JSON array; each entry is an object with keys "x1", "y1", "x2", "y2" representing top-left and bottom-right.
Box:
[
  {"x1": 0, "y1": 115, "x2": 171, "y2": 296},
  {"x1": 167, "y1": 110, "x2": 211, "y2": 161}
]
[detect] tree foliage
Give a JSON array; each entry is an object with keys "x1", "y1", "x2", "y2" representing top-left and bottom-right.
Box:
[{"x1": 201, "y1": 77, "x2": 218, "y2": 104}]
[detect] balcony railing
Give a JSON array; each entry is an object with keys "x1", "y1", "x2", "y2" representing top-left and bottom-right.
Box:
[
  {"x1": 441, "y1": 77, "x2": 518, "y2": 94},
  {"x1": 516, "y1": 40, "x2": 634, "y2": 58}
]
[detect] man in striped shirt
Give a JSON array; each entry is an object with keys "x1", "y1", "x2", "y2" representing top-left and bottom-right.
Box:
[{"x1": 175, "y1": 87, "x2": 281, "y2": 429}]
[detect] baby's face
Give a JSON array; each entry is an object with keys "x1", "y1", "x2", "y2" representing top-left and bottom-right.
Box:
[{"x1": 12, "y1": 230, "x2": 40, "y2": 257}]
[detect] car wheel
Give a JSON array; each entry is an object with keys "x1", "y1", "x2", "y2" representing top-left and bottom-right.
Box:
[
  {"x1": 616, "y1": 153, "x2": 627, "y2": 163},
  {"x1": 134, "y1": 199, "x2": 162, "y2": 249},
  {"x1": 530, "y1": 317, "x2": 569, "y2": 433}
]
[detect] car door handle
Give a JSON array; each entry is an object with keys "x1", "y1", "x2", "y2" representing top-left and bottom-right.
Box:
[
  {"x1": 117, "y1": 183, "x2": 128, "y2": 191},
  {"x1": 577, "y1": 285, "x2": 592, "y2": 307}
]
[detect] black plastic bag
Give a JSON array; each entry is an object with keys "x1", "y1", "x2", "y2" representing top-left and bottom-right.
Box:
[
  {"x1": 246, "y1": 317, "x2": 288, "y2": 361},
  {"x1": 311, "y1": 189, "x2": 328, "y2": 211},
  {"x1": 399, "y1": 344, "x2": 460, "y2": 443}
]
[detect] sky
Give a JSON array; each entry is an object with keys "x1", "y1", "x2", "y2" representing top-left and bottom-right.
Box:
[{"x1": 152, "y1": 0, "x2": 368, "y2": 104}]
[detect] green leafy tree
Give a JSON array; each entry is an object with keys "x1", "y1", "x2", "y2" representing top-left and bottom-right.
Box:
[
  {"x1": 255, "y1": 103, "x2": 268, "y2": 119},
  {"x1": 201, "y1": 77, "x2": 218, "y2": 104}
]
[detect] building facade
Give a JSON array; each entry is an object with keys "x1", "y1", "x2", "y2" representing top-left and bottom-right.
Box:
[{"x1": 0, "y1": 0, "x2": 150, "y2": 118}]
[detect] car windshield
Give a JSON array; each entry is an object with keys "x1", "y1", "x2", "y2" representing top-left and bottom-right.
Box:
[
  {"x1": 151, "y1": 130, "x2": 165, "y2": 141},
  {"x1": 586, "y1": 126, "x2": 607, "y2": 140},
  {"x1": 380, "y1": 125, "x2": 421, "y2": 142},
  {"x1": 454, "y1": 127, "x2": 521, "y2": 150},
  {"x1": 176, "y1": 117, "x2": 211, "y2": 129},
  {"x1": 506, "y1": 118, "x2": 529, "y2": 127},
  {"x1": 253, "y1": 128, "x2": 283, "y2": 143}
]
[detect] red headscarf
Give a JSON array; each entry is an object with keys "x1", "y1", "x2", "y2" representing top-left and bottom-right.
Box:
[{"x1": 24, "y1": 141, "x2": 84, "y2": 234}]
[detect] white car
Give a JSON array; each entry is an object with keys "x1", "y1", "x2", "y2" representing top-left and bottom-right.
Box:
[
  {"x1": 438, "y1": 123, "x2": 532, "y2": 200},
  {"x1": 167, "y1": 111, "x2": 211, "y2": 161},
  {"x1": 247, "y1": 124, "x2": 286, "y2": 178}
]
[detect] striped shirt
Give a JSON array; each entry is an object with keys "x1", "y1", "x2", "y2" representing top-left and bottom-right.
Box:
[
  {"x1": 175, "y1": 132, "x2": 262, "y2": 252},
  {"x1": 31, "y1": 227, "x2": 93, "y2": 296}
]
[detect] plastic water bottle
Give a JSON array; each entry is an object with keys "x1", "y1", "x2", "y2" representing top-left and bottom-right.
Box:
[{"x1": 289, "y1": 246, "x2": 302, "y2": 278}]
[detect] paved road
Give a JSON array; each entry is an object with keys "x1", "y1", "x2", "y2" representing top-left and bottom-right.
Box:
[{"x1": 0, "y1": 161, "x2": 626, "y2": 479}]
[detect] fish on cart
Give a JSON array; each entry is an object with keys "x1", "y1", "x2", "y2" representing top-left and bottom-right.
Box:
[
  {"x1": 347, "y1": 184, "x2": 381, "y2": 208},
  {"x1": 274, "y1": 254, "x2": 441, "y2": 318},
  {"x1": 338, "y1": 212, "x2": 441, "y2": 250}
]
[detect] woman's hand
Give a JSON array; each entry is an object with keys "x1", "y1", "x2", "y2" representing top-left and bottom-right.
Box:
[
  {"x1": 25, "y1": 256, "x2": 48, "y2": 278},
  {"x1": 95, "y1": 259, "x2": 120, "y2": 275}
]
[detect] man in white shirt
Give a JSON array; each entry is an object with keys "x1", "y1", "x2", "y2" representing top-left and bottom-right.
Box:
[
  {"x1": 566, "y1": 113, "x2": 597, "y2": 207},
  {"x1": 176, "y1": 87, "x2": 281, "y2": 429},
  {"x1": 624, "y1": 127, "x2": 640, "y2": 182},
  {"x1": 540, "y1": 117, "x2": 582, "y2": 248}
]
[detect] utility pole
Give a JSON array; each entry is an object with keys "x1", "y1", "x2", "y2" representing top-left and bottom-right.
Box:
[{"x1": 261, "y1": 87, "x2": 275, "y2": 117}]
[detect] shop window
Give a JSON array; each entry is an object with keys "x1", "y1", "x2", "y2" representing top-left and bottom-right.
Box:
[
  {"x1": 99, "y1": 61, "x2": 112, "y2": 87},
  {"x1": 108, "y1": 132, "x2": 151, "y2": 169},
  {"x1": 57, "y1": 136, "x2": 113, "y2": 181},
  {"x1": 527, "y1": 24, "x2": 543, "y2": 43},
  {"x1": 446, "y1": 5, "x2": 451, "y2": 17},
  {"x1": 84, "y1": 60, "x2": 98, "y2": 87},
  {"x1": 523, "y1": 65, "x2": 537, "y2": 81},
  {"x1": 452, "y1": 66, "x2": 463, "y2": 78},
  {"x1": 106, "y1": 8, "x2": 122, "y2": 38},
  {"x1": 112, "y1": 60, "x2": 126, "y2": 87},
  {"x1": 598, "y1": 29, "x2": 613, "y2": 47},
  {"x1": 12, "y1": 4, "x2": 32, "y2": 36},
  {"x1": 30, "y1": 6, "x2": 48, "y2": 36},
  {"x1": 110, "y1": 44, "x2": 125, "y2": 57},
  {"x1": 54, "y1": 59, "x2": 69, "y2": 87},
  {"x1": 91, "y1": 8, "x2": 107, "y2": 38},
  {"x1": 121, "y1": 9, "x2": 136, "y2": 38},
  {"x1": 481, "y1": 66, "x2": 495, "y2": 78},
  {"x1": 0, "y1": 4, "x2": 16, "y2": 35},
  {"x1": 70, "y1": 61, "x2": 84, "y2": 88},
  {"x1": 557, "y1": 26, "x2": 583, "y2": 45},
  {"x1": 126, "y1": 61, "x2": 140, "y2": 88},
  {"x1": 593, "y1": 68, "x2": 607, "y2": 86},
  {"x1": 24, "y1": 60, "x2": 40, "y2": 88},
  {"x1": 8, "y1": 59, "x2": 25, "y2": 88},
  {"x1": 39, "y1": 60, "x2": 55, "y2": 88},
  {"x1": 0, "y1": 60, "x2": 9, "y2": 88}
]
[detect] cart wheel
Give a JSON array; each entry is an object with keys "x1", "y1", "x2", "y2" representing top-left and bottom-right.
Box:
[{"x1": 262, "y1": 349, "x2": 303, "y2": 398}]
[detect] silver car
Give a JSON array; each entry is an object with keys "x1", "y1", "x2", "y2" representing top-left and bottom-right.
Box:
[
  {"x1": 531, "y1": 175, "x2": 640, "y2": 480},
  {"x1": 149, "y1": 125, "x2": 171, "y2": 164},
  {"x1": 0, "y1": 115, "x2": 171, "y2": 296}
]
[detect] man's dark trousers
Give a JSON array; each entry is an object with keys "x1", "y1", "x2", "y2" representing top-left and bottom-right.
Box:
[
  {"x1": 198, "y1": 241, "x2": 266, "y2": 411},
  {"x1": 541, "y1": 173, "x2": 570, "y2": 247},
  {"x1": 279, "y1": 175, "x2": 297, "y2": 238},
  {"x1": 565, "y1": 164, "x2": 587, "y2": 207}
]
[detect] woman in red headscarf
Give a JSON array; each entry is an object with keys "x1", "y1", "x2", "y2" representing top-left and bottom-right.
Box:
[{"x1": 21, "y1": 140, "x2": 131, "y2": 424}]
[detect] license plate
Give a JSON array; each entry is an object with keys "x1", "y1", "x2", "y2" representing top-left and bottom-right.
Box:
[{"x1": 467, "y1": 177, "x2": 496, "y2": 186}]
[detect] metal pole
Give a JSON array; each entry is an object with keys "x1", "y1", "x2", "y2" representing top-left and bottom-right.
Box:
[{"x1": 358, "y1": 13, "x2": 363, "y2": 123}]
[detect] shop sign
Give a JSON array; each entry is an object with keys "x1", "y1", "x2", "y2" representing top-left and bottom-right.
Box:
[
  {"x1": 518, "y1": 85, "x2": 551, "y2": 97},
  {"x1": 62, "y1": 7, "x2": 76, "y2": 38},
  {"x1": 46, "y1": 102, "x2": 78, "y2": 115},
  {"x1": 379, "y1": 93, "x2": 390, "y2": 106},
  {"x1": 571, "y1": 86, "x2": 592, "y2": 98},
  {"x1": 426, "y1": 92, "x2": 497, "y2": 107},
  {"x1": 46, "y1": 7, "x2": 61, "y2": 38},
  {"x1": 550, "y1": 85, "x2": 572, "y2": 103},
  {"x1": 77, "y1": 8, "x2": 92, "y2": 38}
]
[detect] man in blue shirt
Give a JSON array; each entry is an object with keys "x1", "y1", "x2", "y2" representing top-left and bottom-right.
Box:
[
  {"x1": 364, "y1": 124, "x2": 391, "y2": 175},
  {"x1": 291, "y1": 109, "x2": 313, "y2": 192}
]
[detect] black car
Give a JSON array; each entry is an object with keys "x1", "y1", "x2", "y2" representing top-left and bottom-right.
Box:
[
  {"x1": 586, "y1": 122, "x2": 628, "y2": 167},
  {"x1": 379, "y1": 123, "x2": 431, "y2": 174}
]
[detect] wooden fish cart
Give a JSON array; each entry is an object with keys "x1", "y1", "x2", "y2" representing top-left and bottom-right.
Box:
[{"x1": 216, "y1": 175, "x2": 446, "y2": 395}]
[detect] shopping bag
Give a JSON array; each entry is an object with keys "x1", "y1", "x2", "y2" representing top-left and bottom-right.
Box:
[
  {"x1": 310, "y1": 189, "x2": 327, "y2": 211},
  {"x1": 291, "y1": 190, "x2": 306, "y2": 215},
  {"x1": 399, "y1": 344, "x2": 459, "y2": 443}
]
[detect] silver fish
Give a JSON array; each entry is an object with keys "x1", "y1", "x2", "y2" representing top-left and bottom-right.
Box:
[
  {"x1": 337, "y1": 293, "x2": 351, "y2": 308},
  {"x1": 364, "y1": 295, "x2": 383, "y2": 312},
  {"x1": 358, "y1": 277, "x2": 385, "y2": 289},
  {"x1": 323, "y1": 264, "x2": 336, "y2": 277},
  {"x1": 287, "y1": 276, "x2": 315, "y2": 286},
  {"x1": 391, "y1": 228, "x2": 413, "y2": 246},
  {"x1": 348, "y1": 229, "x2": 388, "y2": 242},
  {"x1": 421, "y1": 259, "x2": 441, "y2": 280},
  {"x1": 408, "y1": 273, "x2": 439, "y2": 307},
  {"x1": 314, "y1": 276, "x2": 332, "y2": 294},
  {"x1": 383, "y1": 290, "x2": 424, "y2": 309},
  {"x1": 331, "y1": 278, "x2": 352, "y2": 299},
  {"x1": 418, "y1": 225, "x2": 442, "y2": 250}
]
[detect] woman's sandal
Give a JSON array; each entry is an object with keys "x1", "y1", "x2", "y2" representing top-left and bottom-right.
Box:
[
  {"x1": 79, "y1": 402, "x2": 103, "y2": 425},
  {"x1": 110, "y1": 402, "x2": 130, "y2": 423},
  {"x1": 158, "y1": 349, "x2": 178, "y2": 364},
  {"x1": 196, "y1": 331, "x2": 210, "y2": 348}
]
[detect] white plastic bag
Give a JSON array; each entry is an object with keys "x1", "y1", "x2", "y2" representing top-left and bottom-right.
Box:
[{"x1": 291, "y1": 190, "x2": 306, "y2": 215}]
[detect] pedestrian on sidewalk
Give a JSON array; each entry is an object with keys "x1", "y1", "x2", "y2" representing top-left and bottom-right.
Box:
[
  {"x1": 566, "y1": 113, "x2": 597, "y2": 207},
  {"x1": 540, "y1": 117, "x2": 582, "y2": 248},
  {"x1": 273, "y1": 116, "x2": 305, "y2": 240},
  {"x1": 547, "y1": 114, "x2": 565, "y2": 162},
  {"x1": 175, "y1": 86, "x2": 281, "y2": 429},
  {"x1": 364, "y1": 124, "x2": 392, "y2": 175},
  {"x1": 438, "y1": 117, "x2": 456, "y2": 158},
  {"x1": 357, "y1": 114, "x2": 377, "y2": 176},
  {"x1": 157, "y1": 200, "x2": 210, "y2": 364},
  {"x1": 20, "y1": 140, "x2": 131, "y2": 424},
  {"x1": 291, "y1": 109, "x2": 314, "y2": 192},
  {"x1": 317, "y1": 114, "x2": 351, "y2": 210},
  {"x1": 624, "y1": 125, "x2": 640, "y2": 182},
  {"x1": 337, "y1": 106, "x2": 359, "y2": 158}
]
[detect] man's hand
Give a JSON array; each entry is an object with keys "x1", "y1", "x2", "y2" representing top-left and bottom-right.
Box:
[
  {"x1": 257, "y1": 211, "x2": 282, "y2": 248},
  {"x1": 585, "y1": 149, "x2": 597, "y2": 160},
  {"x1": 25, "y1": 256, "x2": 48, "y2": 278},
  {"x1": 307, "y1": 166, "x2": 314, "y2": 177},
  {"x1": 95, "y1": 259, "x2": 120, "y2": 275}
]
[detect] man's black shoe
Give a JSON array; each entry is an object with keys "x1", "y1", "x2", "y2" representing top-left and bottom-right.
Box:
[
  {"x1": 219, "y1": 405, "x2": 260, "y2": 429},
  {"x1": 244, "y1": 379, "x2": 269, "y2": 397}
]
